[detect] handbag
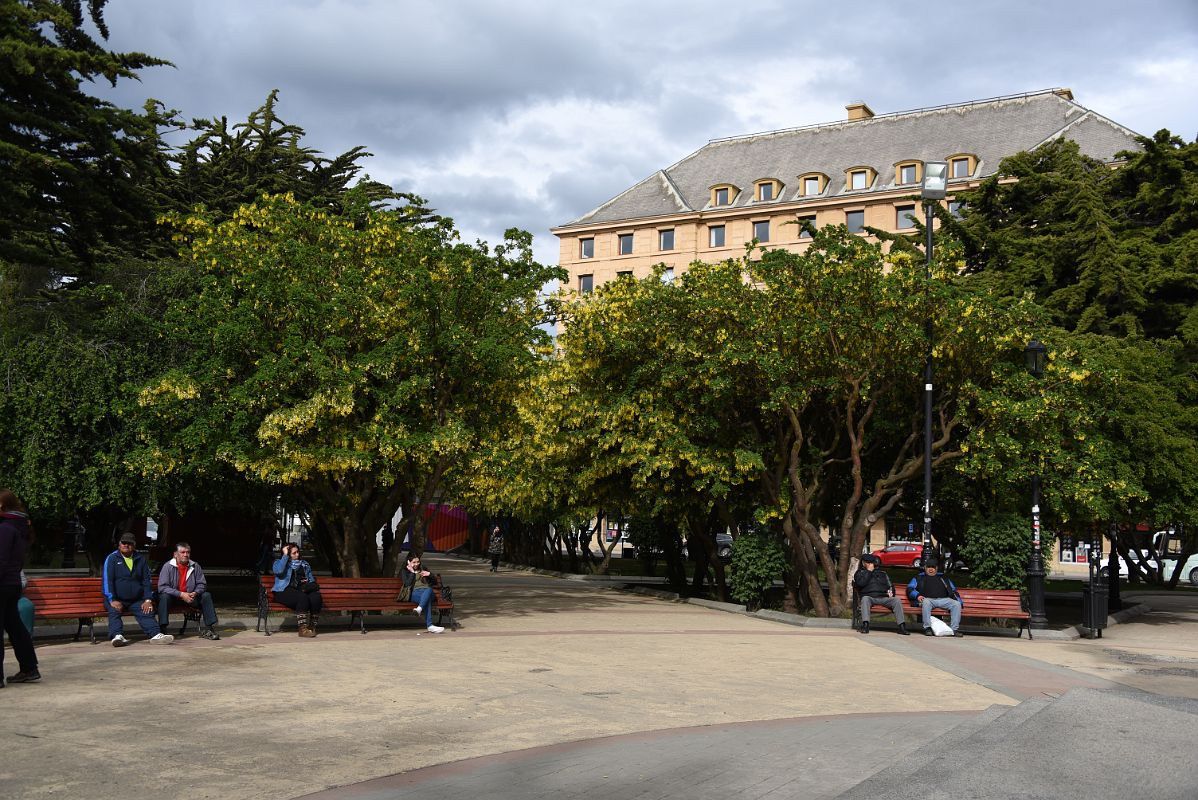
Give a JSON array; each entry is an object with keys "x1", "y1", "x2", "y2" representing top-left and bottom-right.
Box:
[{"x1": 299, "y1": 579, "x2": 320, "y2": 594}]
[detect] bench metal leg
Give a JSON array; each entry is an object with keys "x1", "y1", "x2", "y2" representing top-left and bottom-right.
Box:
[{"x1": 257, "y1": 586, "x2": 272, "y2": 635}]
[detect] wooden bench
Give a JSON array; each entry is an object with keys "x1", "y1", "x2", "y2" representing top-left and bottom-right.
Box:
[
  {"x1": 23, "y1": 577, "x2": 209, "y2": 643},
  {"x1": 852, "y1": 587, "x2": 1032, "y2": 638},
  {"x1": 256, "y1": 575, "x2": 456, "y2": 635}
]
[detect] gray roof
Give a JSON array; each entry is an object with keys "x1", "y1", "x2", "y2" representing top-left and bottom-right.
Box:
[{"x1": 561, "y1": 90, "x2": 1144, "y2": 228}]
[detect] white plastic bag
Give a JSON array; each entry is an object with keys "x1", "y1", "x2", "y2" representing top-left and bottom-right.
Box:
[{"x1": 929, "y1": 616, "x2": 954, "y2": 637}]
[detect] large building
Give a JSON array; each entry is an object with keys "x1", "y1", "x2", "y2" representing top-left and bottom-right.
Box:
[{"x1": 552, "y1": 88, "x2": 1143, "y2": 294}]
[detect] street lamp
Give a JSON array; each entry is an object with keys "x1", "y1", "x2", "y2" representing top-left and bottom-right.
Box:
[
  {"x1": 1024, "y1": 338, "x2": 1048, "y2": 629},
  {"x1": 919, "y1": 162, "x2": 947, "y2": 566}
]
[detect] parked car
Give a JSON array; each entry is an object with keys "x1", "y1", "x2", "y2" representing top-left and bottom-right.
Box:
[
  {"x1": 870, "y1": 543, "x2": 924, "y2": 568},
  {"x1": 681, "y1": 532, "x2": 734, "y2": 561},
  {"x1": 1161, "y1": 554, "x2": 1198, "y2": 586},
  {"x1": 1099, "y1": 550, "x2": 1161, "y2": 579}
]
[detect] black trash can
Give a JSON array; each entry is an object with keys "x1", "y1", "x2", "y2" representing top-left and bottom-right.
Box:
[{"x1": 1081, "y1": 580, "x2": 1109, "y2": 638}]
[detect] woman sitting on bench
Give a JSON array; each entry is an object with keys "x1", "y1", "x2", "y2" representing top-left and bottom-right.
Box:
[
  {"x1": 272, "y1": 543, "x2": 323, "y2": 638},
  {"x1": 398, "y1": 554, "x2": 445, "y2": 634}
]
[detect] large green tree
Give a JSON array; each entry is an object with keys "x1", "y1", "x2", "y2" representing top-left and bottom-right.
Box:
[{"x1": 139, "y1": 194, "x2": 562, "y2": 576}]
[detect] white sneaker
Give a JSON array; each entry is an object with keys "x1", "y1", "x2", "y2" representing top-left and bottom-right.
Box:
[
  {"x1": 150, "y1": 633, "x2": 174, "y2": 644},
  {"x1": 111, "y1": 634, "x2": 129, "y2": 647},
  {"x1": 426, "y1": 625, "x2": 445, "y2": 634},
  {"x1": 413, "y1": 606, "x2": 422, "y2": 616}
]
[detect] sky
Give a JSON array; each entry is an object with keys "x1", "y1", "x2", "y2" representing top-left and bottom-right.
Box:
[{"x1": 91, "y1": 0, "x2": 1198, "y2": 270}]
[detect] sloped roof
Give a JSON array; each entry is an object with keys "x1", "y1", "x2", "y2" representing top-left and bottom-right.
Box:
[{"x1": 559, "y1": 89, "x2": 1143, "y2": 229}]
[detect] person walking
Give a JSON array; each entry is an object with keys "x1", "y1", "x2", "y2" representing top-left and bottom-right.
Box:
[
  {"x1": 487, "y1": 525, "x2": 504, "y2": 573},
  {"x1": 1, "y1": 490, "x2": 40, "y2": 685}
]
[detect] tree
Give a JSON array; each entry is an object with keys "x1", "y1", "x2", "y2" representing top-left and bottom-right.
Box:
[
  {"x1": 0, "y1": 0, "x2": 170, "y2": 291},
  {"x1": 139, "y1": 194, "x2": 562, "y2": 576}
]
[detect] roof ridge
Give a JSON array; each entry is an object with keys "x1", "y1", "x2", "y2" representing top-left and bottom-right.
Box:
[{"x1": 706, "y1": 88, "x2": 1077, "y2": 145}]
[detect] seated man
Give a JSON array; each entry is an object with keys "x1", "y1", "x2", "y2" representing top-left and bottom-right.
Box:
[
  {"x1": 157, "y1": 542, "x2": 220, "y2": 640},
  {"x1": 102, "y1": 533, "x2": 173, "y2": 646},
  {"x1": 906, "y1": 558, "x2": 963, "y2": 637},
  {"x1": 853, "y1": 553, "x2": 909, "y2": 634}
]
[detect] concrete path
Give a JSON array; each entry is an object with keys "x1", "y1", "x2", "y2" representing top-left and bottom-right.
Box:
[{"x1": 3, "y1": 556, "x2": 1197, "y2": 799}]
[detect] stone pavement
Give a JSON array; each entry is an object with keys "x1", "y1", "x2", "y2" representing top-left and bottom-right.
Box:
[{"x1": 2, "y1": 556, "x2": 1197, "y2": 799}]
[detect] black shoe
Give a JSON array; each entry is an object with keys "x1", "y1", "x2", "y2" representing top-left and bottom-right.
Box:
[
  {"x1": 8, "y1": 669, "x2": 41, "y2": 683},
  {"x1": 953, "y1": 630, "x2": 964, "y2": 637},
  {"x1": 924, "y1": 627, "x2": 934, "y2": 636},
  {"x1": 898, "y1": 623, "x2": 910, "y2": 635},
  {"x1": 200, "y1": 627, "x2": 221, "y2": 641},
  {"x1": 859, "y1": 621, "x2": 869, "y2": 634}
]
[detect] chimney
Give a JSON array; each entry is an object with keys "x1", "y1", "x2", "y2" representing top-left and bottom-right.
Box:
[
  {"x1": 846, "y1": 102, "x2": 875, "y2": 121},
  {"x1": 1052, "y1": 87, "x2": 1074, "y2": 101}
]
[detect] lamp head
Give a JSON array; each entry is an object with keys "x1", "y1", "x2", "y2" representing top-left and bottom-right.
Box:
[
  {"x1": 1025, "y1": 339, "x2": 1048, "y2": 378},
  {"x1": 921, "y1": 161, "x2": 948, "y2": 200}
]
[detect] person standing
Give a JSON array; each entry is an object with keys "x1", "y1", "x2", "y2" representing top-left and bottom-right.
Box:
[
  {"x1": 0, "y1": 490, "x2": 39, "y2": 686},
  {"x1": 157, "y1": 542, "x2": 221, "y2": 640},
  {"x1": 853, "y1": 553, "x2": 910, "y2": 635},
  {"x1": 103, "y1": 532, "x2": 174, "y2": 646},
  {"x1": 487, "y1": 525, "x2": 504, "y2": 573},
  {"x1": 272, "y1": 543, "x2": 323, "y2": 637}
]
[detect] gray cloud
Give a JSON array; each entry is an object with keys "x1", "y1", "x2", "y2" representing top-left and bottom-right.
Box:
[{"x1": 88, "y1": 0, "x2": 1198, "y2": 268}]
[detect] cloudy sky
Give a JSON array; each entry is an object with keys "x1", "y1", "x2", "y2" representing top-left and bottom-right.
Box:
[{"x1": 92, "y1": 0, "x2": 1198, "y2": 268}]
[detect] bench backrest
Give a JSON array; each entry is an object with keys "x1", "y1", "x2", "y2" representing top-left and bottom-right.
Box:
[
  {"x1": 24, "y1": 576, "x2": 166, "y2": 618},
  {"x1": 866, "y1": 586, "x2": 1026, "y2": 616}
]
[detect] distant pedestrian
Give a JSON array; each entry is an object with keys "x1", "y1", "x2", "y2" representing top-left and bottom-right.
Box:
[
  {"x1": 487, "y1": 525, "x2": 504, "y2": 572},
  {"x1": 1, "y1": 490, "x2": 39, "y2": 686}
]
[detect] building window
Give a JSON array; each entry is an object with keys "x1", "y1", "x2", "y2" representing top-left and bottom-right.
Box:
[
  {"x1": 709, "y1": 225, "x2": 726, "y2": 248},
  {"x1": 849, "y1": 170, "x2": 869, "y2": 190},
  {"x1": 753, "y1": 220, "x2": 770, "y2": 243},
  {"x1": 797, "y1": 215, "x2": 816, "y2": 239},
  {"x1": 658, "y1": 229, "x2": 675, "y2": 251},
  {"x1": 846, "y1": 210, "x2": 865, "y2": 234},
  {"x1": 758, "y1": 182, "x2": 774, "y2": 201},
  {"x1": 618, "y1": 233, "x2": 633, "y2": 255},
  {"x1": 617, "y1": 270, "x2": 634, "y2": 279},
  {"x1": 802, "y1": 175, "x2": 822, "y2": 196},
  {"x1": 896, "y1": 205, "x2": 917, "y2": 230},
  {"x1": 661, "y1": 267, "x2": 675, "y2": 284},
  {"x1": 714, "y1": 187, "x2": 729, "y2": 206},
  {"x1": 951, "y1": 157, "x2": 971, "y2": 178},
  {"x1": 949, "y1": 200, "x2": 965, "y2": 219},
  {"x1": 898, "y1": 163, "x2": 918, "y2": 185},
  {"x1": 580, "y1": 238, "x2": 594, "y2": 259},
  {"x1": 579, "y1": 274, "x2": 593, "y2": 294}
]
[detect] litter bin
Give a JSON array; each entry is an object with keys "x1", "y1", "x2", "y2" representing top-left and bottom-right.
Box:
[{"x1": 1081, "y1": 580, "x2": 1109, "y2": 638}]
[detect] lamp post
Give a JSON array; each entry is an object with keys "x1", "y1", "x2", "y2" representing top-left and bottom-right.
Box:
[
  {"x1": 919, "y1": 162, "x2": 947, "y2": 566},
  {"x1": 1024, "y1": 338, "x2": 1049, "y2": 629}
]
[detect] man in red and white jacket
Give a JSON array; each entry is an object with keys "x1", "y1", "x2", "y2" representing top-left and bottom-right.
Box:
[{"x1": 157, "y1": 542, "x2": 221, "y2": 640}]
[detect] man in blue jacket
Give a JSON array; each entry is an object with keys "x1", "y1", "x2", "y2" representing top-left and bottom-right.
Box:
[
  {"x1": 157, "y1": 542, "x2": 220, "y2": 640},
  {"x1": 103, "y1": 533, "x2": 173, "y2": 646},
  {"x1": 906, "y1": 558, "x2": 963, "y2": 637}
]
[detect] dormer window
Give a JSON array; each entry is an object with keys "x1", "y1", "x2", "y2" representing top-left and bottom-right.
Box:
[
  {"x1": 754, "y1": 178, "x2": 782, "y2": 202},
  {"x1": 845, "y1": 166, "x2": 876, "y2": 191},
  {"x1": 948, "y1": 154, "x2": 977, "y2": 179},
  {"x1": 895, "y1": 161, "x2": 922, "y2": 186},
  {"x1": 798, "y1": 173, "x2": 828, "y2": 197},
  {"x1": 709, "y1": 184, "x2": 739, "y2": 207}
]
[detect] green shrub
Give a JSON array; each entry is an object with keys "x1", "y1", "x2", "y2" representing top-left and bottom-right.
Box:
[
  {"x1": 961, "y1": 513, "x2": 1054, "y2": 590},
  {"x1": 730, "y1": 529, "x2": 786, "y2": 610}
]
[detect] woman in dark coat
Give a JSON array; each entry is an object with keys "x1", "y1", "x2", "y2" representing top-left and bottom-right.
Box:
[{"x1": 0, "y1": 489, "x2": 39, "y2": 686}]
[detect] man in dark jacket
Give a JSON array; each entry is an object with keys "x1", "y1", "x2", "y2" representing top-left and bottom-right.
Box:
[
  {"x1": 906, "y1": 558, "x2": 963, "y2": 636},
  {"x1": 853, "y1": 553, "x2": 909, "y2": 635},
  {"x1": 103, "y1": 533, "x2": 173, "y2": 646},
  {"x1": 0, "y1": 490, "x2": 39, "y2": 685},
  {"x1": 157, "y1": 542, "x2": 220, "y2": 640}
]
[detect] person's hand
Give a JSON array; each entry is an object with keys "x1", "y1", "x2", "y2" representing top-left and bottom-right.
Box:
[
  {"x1": 888, "y1": 589, "x2": 894, "y2": 597},
  {"x1": 141, "y1": 599, "x2": 153, "y2": 612},
  {"x1": 111, "y1": 599, "x2": 124, "y2": 611},
  {"x1": 181, "y1": 591, "x2": 194, "y2": 603},
  {"x1": 420, "y1": 570, "x2": 431, "y2": 577}
]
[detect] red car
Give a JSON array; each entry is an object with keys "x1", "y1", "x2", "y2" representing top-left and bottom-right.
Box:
[{"x1": 870, "y1": 543, "x2": 924, "y2": 568}]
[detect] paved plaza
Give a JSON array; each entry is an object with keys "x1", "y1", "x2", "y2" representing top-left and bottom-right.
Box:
[{"x1": 3, "y1": 556, "x2": 1198, "y2": 799}]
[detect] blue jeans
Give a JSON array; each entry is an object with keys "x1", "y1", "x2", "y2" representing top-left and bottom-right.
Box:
[
  {"x1": 105, "y1": 597, "x2": 162, "y2": 639},
  {"x1": 158, "y1": 591, "x2": 218, "y2": 627},
  {"x1": 921, "y1": 597, "x2": 961, "y2": 631},
  {"x1": 411, "y1": 587, "x2": 436, "y2": 627}
]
